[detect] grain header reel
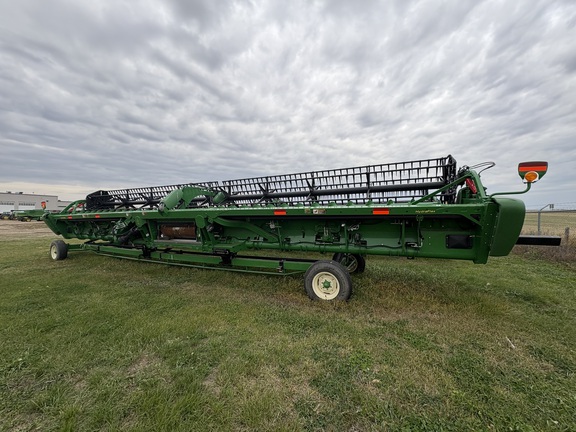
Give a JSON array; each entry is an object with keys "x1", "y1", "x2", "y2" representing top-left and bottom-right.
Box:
[{"x1": 42, "y1": 155, "x2": 556, "y2": 301}]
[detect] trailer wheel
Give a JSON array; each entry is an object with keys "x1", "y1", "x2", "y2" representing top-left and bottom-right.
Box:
[
  {"x1": 332, "y1": 253, "x2": 366, "y2": 274},
  {"x1": 305, "y1": 260, "x2": 352, "y2": 301},
  {"x1": 50, "y1": 240, "x2": 68, "y2": 261}
]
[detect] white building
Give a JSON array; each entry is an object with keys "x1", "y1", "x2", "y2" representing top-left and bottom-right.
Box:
[{"x1": 0, "y1": 191, "x2": 72, "y2": 212}]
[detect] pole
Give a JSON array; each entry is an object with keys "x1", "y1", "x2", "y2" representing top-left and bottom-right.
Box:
[{"x1": 537, "y1": 204, "x2": 553, "y2": 235}]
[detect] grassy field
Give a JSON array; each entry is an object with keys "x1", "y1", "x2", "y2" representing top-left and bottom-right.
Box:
[
  {"x1": 1, "y1": 222, "x2": 575, "y2": 431},
  {"x1": 523, "y1": 211, "x2": 575, "y2": 238}
]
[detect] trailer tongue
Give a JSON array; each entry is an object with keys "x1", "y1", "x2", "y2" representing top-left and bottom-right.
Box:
[{"x1": 42, "y1": 155, "x2": 554, "y2": 301}]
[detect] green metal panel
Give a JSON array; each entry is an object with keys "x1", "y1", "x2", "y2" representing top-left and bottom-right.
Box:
[{"x1": 489, "y1": 197, "x2": 526, "y2": 257}]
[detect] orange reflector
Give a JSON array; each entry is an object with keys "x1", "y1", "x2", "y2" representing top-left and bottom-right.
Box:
[
  {"x1": 274, "y1": 210, "x2": 287, "y2": 216},
  {"x1": 373, "y1": 208, "x2": 390, "y2": 215},
  {"x1": 524, "y1": 171, "x2": 539, "y2": 183}
]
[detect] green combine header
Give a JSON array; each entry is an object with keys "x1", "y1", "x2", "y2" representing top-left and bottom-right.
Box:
[{"x1": 42, "y1": 156, "x2": 557, "y2": 300}]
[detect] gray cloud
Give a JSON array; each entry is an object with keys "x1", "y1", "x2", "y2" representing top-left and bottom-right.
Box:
[{"x1": 0, "y1": 0, "x2": 575, "y2": 208}]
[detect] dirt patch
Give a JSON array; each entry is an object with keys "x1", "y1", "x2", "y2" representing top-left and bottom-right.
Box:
[
  {"x1": 127, "y1": 353, "x2": 162, "y2": 377},
  {"x1": 0, "y1": 220, "x2": 55, "y2": 240}
]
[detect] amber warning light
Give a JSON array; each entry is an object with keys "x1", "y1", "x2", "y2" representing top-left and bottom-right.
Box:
[{"x1": 518, "y1": 161, "x2": 548, "y2": 183}]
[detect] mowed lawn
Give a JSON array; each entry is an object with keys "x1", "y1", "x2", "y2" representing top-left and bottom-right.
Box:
[{"x1": 1, "y1": 226, "x2": 575, "y2": 431}]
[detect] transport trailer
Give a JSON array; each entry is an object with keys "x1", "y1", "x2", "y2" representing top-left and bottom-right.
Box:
[{"x1": 42, "y1": 156, "x2": 556, "y2": 301}]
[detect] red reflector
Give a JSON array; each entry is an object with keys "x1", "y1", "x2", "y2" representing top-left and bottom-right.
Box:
[
  {"x1": 67, "y1": 216, "x2": 73, "y2": 219},
  {"x1": 274, "y1": 210, "x2": 287, "y2": 216},
  {"x1": 95, "y1": 215, "x2": 101, "y2": 219},
  {"x1": 373, "y1": 208, "x2": 390, "y2": 215},
  {"x1": 465, "y1": 178, "x2": 478, "y2": 194},
  {"x1": 519, "y1": 165, "x2": 547, "y2": 172}
]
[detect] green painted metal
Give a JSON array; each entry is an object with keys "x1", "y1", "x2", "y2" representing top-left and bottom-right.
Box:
[
  {"x1": 489, "y1": 197, "x2": 527, "y2": 256},
  {"x1": 12, "y1": 209, "x2": 47, "y2": 221},
  {"x1": 42, "y1": 156, "x2": 544, "y2": 293}
]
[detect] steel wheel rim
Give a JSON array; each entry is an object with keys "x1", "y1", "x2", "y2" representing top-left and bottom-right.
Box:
[
  {"x1": 50, "y1": 245, "x2": 57, "y2": 259},
  {"x1": 312, "y1": 271, "x2": 340, "y2": 300},
  {"x1": 342, "y1": 255, "x2": 358, "y2": 272}
]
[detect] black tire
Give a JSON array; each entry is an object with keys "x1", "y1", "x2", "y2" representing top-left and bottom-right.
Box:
[
  {"x1": 49, "y1": 240, "x2": 68, "y2": 261},
  {"x1": 332, "y1": 253, "x2": 366, "y2": 274},
  {"x1": 304, "y1": 260, "x2": 353, "y2": 301}
]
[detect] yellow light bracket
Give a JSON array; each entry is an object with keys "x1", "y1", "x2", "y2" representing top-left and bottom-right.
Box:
[{"x1": 518, "y1": 161, "x2": 548, "y2": 183}]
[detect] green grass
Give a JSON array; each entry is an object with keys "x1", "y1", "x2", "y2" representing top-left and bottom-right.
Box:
[{"x1": 1, "y1": 236, "x2": 575, "y2": 431}]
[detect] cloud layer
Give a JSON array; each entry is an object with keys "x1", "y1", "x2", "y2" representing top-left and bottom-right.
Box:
[{"x1": 1, "y1": 0, "x2": 575, "y2": 207}]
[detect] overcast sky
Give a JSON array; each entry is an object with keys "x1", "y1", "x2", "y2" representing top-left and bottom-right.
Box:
[{"x1": 1, "y1": 0, "x2": 575, "y2": 209}]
